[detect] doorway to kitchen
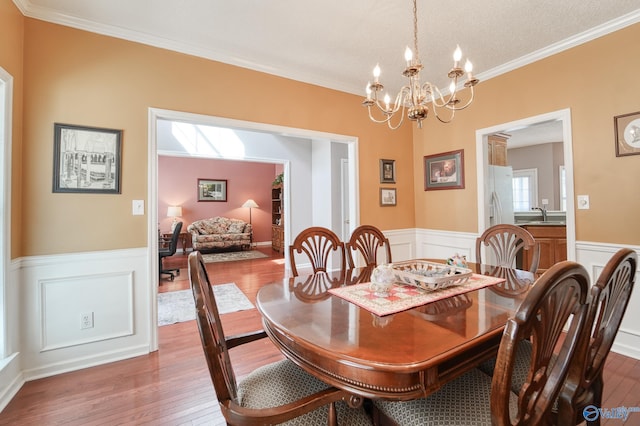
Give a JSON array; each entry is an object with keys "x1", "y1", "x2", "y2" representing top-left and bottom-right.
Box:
[{"x1": 475, "y1": 108, "x2": 576, "y2": 262}]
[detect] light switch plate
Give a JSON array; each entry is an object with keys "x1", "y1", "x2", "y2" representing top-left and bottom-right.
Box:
[
  {"x1": 132, "y1": 200, "x2": 145, "y2": 215},
  {"x1": 577, "y1": 195, "x2": 590, "y2": 210}
]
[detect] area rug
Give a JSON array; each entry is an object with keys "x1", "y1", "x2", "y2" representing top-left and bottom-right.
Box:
[
  {"x1": 158, "y1": 283, "x2": 254, "y2": 326},
  {"x1": 201, "y1": 250, "x2": 268, "y2": 263}
]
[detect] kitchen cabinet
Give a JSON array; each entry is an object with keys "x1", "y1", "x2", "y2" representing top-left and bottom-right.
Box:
[
  {"x1": 521, "y1": 224, "x2": 566, "y2": 273},
  {"x1": 488, "y1": 133, "x2": 509, "y2": 166}
]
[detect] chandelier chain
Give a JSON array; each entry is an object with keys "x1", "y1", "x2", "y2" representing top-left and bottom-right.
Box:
[{"x1": 412, "y1": 0, "x2": 420, "y2": 62}]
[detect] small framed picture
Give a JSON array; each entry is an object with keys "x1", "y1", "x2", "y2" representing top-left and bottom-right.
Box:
[
  {"x1": 52, "y1": 123, "x2": 122, "y2": 194},
  {"x1": 614, "y1": 111, "x2": 640, "y2": 157},
  {"x1": 424, "y1": 149, "x2": 465, "y2": 191},
  {"x1": 379, "y1": 159, "x2": 396, "y2": 183},
  {"x1": 380, "y1": 187, "x2": 397, "y2": 206},
  {"x1": 198, "y1": 178, "x2": 227, "y2": 202}
]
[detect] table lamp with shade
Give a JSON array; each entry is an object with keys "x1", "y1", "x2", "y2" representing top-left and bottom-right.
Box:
[{"x1": 167, "y1": 205, "x2": 183, "y2": 232}]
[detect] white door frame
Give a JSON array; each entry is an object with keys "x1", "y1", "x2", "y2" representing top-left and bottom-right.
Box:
[
  {"x1": 475, "y1": 108, "x2": 576, "y2": 262},
  {"x1": 147, "y1": 108, "x2": 360, "y2": 351}
]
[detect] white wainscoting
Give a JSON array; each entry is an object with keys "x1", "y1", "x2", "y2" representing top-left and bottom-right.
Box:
[
  {"x1": 16, "y1": 248, "x2": 151, "y2": 381},
  {"x1": 414, "y1": 228, "x2": 478, "y2": 261}
]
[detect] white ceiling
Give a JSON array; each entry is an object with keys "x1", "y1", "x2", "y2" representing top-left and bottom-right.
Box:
[{"x1": 13, "y1": 0, "x2": 640, "y2": 99}]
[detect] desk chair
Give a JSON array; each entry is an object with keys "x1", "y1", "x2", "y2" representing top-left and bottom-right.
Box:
[
  {"x1": 188, "y1": 251, "x2": 371, "y2": 425},
  {"x1": 159, "y1": 221, "x2": 182, "y2": 281},
  {"x1": 373, "y1": 261, "x2": 590, "y2": 425}
]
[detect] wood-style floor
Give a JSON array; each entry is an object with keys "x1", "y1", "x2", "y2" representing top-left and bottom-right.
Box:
[{"x1": 1, "y1": 247, "x2": 639, "y2": 425}]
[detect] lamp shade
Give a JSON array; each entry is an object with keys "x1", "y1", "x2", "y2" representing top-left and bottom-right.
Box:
[
  {"x1": 167, "y1": 206, "x2": 182, "y2": 217},
  {"x1": 242, "y1": 199, "x2": 259, "y2": 209}
]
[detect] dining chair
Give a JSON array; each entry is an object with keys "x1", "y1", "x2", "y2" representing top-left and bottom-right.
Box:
[
  {"x1": 289, "y1": 226, "x2": 346, "y2": 277},
  {"x1": 557, "y1": 248, "x2": 637, "y2": 425},
  {"x1": 476, "y1": 224, "x2": 540, "y2": 273},
  {"x1": 345, "y1": 225, "x2": 392, "y2": 268},
  {"x1": 159, "y1": 221, "x2": 183, "y2": 281},
  {"x1": 188, "y1": 251, "x2": 372, "y2": 426},
  {"x1": 372, "y1": 260, "x2": 590, "y2": 426}
]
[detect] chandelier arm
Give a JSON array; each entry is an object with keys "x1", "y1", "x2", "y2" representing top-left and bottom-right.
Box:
[
  {"x1": 432, "y1": 106, "x2": 456, "y2": 124},
  {"x1": 441, "y1": 85, "x2": 476, "y2": 111},
  {"x1": 386, "y1": 111, "x2": 405, "y2": 130},
  {"x1": 366, "y1": 107, "x2": 393, "y2": 124}
]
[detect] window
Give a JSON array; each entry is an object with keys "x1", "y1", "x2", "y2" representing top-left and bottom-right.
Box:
[{"x1": 512, "y1": 169, "x2": 538, "y2": 212}]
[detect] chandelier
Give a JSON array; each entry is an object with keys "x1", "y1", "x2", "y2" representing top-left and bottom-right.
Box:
[{"x1": 362, "y1": 0, "x2": 479, "y2": 130}]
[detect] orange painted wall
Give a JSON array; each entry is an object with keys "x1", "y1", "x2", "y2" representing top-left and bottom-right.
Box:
[
  {"x1": 414, "y1": 23, "x2": 640, "y2": 245},
  {"x1": 6, "y1": 1, "x2": 639, "y2": 257},
  {"x1": 19, "y1": 18, "x2": 415, "y2": 256},
  {"x1": 0, "y1": 1, "x2": 24, "y2": 258}
]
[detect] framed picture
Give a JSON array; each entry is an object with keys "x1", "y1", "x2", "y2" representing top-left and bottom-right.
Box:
[
  {"x1": 614, "y1": 111, "x2": 640, "y2": 157},
  {"x1": 198, "y1": 178, "x2": 227, "y2": 202},
  {"x1": 380, "y1": 159, "x2": 396, "y2": 183},
  {"x1": 380, "y1": 187, "x2": 397, "y2": 206},
  {"x1": 52, "y1": 123, "x2": 122, "y2": 194},
  {"x1": 424, "y1": 149, "x2": 465, "y2": 191}
]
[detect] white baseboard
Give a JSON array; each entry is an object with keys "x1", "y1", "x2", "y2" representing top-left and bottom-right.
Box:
[{"x1": 0, "y1": 353, "x2": 23, "y2": 412}]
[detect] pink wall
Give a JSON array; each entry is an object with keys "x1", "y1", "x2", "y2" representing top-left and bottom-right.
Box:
[{"x1": 158, "y1": 156, "x2": 277, "y2": 244}]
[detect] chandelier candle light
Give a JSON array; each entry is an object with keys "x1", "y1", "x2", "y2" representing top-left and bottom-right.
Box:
[{"x1": 362, "y1": 0, "x2": 479, "y2": 130}]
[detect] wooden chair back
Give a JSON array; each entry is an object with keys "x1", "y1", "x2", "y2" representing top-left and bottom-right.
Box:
[
  {"x1": 476, "y1": 224, "x2": 540, "y2": 272},
  {"x1": 188, "y1": 251, "x2": 238, "y2": 404},
  {"x1": 490, "y1": 260, "x2": 590, "y2": 426},
  {"x1": 558, "y1": 248, "x2": 637, "y2": 425},
  {"x1": 289, "y1": 227, "x2": 345, "y2": 277},
  {"x1": 346, "y1": 225, "x2": 392, "y2": 268}
]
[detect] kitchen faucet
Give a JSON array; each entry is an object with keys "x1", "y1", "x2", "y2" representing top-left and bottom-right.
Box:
[{"x1": 532, "y1": 206, "x2": 547, "y2": 222}]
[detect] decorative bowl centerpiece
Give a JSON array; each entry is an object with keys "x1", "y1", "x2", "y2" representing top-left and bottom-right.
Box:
[
  {"x1": 369, "y1": 264, "x2": 396, "y2": 297},
  {"x1": 390, "y1": 260, "x2": 472, "y2": 292}
]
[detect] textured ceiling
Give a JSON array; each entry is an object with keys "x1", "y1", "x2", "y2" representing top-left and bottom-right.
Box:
[{"x1": 14, "y1": 0, "x2": 640, "y2": 99}]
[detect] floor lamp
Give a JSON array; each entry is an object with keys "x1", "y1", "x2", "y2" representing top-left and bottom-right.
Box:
[{"x1": 242, "y1": 199, "x2": 259, "y2": 248}]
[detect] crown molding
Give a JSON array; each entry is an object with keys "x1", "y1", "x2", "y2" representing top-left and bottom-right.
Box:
[{"x1": 13, "y1": 1, "x2": 640, "y2": 96}]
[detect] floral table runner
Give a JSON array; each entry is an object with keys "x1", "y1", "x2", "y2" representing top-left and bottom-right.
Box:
[{"x1": 328, "y1": 273, "x2": 506, "y2": 316}]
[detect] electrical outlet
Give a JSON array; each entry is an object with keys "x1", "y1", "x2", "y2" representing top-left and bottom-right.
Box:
[{"x1": 80, "y1": 312, "x2": 94, "y2": 329}]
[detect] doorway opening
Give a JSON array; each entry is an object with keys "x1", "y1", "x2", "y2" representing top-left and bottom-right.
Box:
[
  {"x1": 475, "y1": 108, "x2": 576, "y2": 262},
  {"x1": 147, "y1": 108, "x2": 360, "y2": 350}
]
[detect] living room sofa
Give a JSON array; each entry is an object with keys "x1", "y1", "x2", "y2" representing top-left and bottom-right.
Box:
[{"x1": 187, "y1": 217, "x2": 252, "y2": 252}]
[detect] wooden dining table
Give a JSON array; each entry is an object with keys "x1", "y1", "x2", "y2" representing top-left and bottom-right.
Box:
[{"x1": 256, "y1": 262, "x2": 536, "y2": 402}]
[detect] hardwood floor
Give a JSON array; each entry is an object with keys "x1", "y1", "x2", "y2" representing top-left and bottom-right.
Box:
[{"x1": 1, "y1": 248, "x2": 639, "y2": 425}]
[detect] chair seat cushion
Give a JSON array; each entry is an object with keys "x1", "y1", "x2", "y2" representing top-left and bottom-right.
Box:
[
  {"x1": 238, "y1": 359, "x2": 371, "y2": 425},
  {"x1": 477, "y1": 339, "x2": 533, "y2": 394},
  {"x1": 373, "y1": 368, "x2": 518, "y2": 426}
]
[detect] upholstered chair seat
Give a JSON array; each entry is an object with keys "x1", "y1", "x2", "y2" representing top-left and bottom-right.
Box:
[
  {"x1": 238, "y1": 359, "x2": 372, "y2": 425},
  {"x1": 374, "y1": 369, "x2": 519, "y2": 425}
]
